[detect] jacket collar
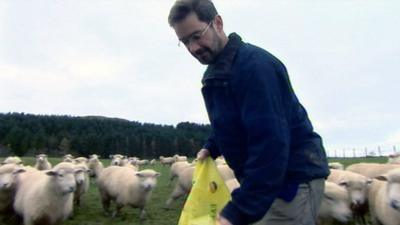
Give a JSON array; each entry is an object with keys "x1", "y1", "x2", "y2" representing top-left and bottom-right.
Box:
[{"x1": 202, "y1": 33, "x2": 243, "y2": 83}]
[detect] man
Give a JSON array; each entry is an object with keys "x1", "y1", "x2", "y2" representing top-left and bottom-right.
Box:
[{"x1": 168, "y1": 1, "x2": 330, "y2": 225}]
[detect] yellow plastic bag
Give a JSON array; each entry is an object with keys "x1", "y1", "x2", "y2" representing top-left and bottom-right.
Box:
[{"x1": 178, "y1": 157, "x2": 231, "y2": 225}]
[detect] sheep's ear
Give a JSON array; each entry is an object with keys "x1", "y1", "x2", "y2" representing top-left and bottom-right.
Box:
[
  {"x1": 375, "y1": 174, "x2": 388, "y2": 181},
  {"x1": 154, "y1": 172, "x2": 161, "y2": 177},
  {"x1": 17, "y1": 161, "x2": 23, "y2": 165},
  {"x1": 366, "y1": 178, "x2": 373, "y2": 185},
  {"x1": 46, "y1": 171, "x2": 58, "y2": 176},
  {"x1": 339, "y1": 180, "x2": 348, "y2": 187},
  {"x1": 135, "y1": 172, "x2": 145, "y2": 178},
  {"x1": 86, "y1": 169, "x2": 92, "y2": 173},
  {"x1": 12, "y1": 168, "x2": 26, "y2": 174},
  {"x1": 74, "y1": 169, "x2": 84, "y2": 174},
  {"x1": 109, "y1": 155, "x2": 113, "y2": 159}
]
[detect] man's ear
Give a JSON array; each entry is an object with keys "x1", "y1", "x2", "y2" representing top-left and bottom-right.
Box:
[{"x1": 213, "y1": 15, "x2": 224, "y2": 32}]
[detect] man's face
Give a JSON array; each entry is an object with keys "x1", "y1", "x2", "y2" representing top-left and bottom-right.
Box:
[{"x1": 173, "y1": 13, "x2": 222, "y2": 65}]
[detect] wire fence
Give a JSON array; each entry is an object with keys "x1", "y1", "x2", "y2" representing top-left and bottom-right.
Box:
[{"x1": 326, "y1": 144, "x2": 399, "y2": 158}]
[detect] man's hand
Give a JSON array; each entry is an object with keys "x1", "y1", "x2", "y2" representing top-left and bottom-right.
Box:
[
  {"x1": 196, "y1": 148, "x2": 210, "y2": 161},
  {"x1": 217, "y1": 215, "x2": 233, "y2": 225}
]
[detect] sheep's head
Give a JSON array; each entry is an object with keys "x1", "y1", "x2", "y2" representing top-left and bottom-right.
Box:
[
  {"x1": 136, "y1": 170, "x2": 160, "y2": 192},
  {"x1": 376, "y1": 168, "x2": 400, "y2": 211}
]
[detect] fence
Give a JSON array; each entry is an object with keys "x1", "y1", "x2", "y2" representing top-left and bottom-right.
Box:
[{"x1": 326, "y1": 145, "x2": 399, "y2": 158}]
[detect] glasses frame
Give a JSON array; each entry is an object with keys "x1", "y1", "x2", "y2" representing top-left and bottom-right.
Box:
[{"x1": 178, "y1": 21, "x2": 212, "y2": 47}]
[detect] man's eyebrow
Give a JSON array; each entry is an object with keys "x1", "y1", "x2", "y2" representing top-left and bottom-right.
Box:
[{"x1": 179, "y1": 30, "x2": 201, "y2": 41}]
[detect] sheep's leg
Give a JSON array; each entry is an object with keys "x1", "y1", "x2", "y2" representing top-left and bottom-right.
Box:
[
  {"x1": 100, "y1": 195, "x2": 111, "y2": 216},
  {"x1": 112, "y1": 204, "x2": 123, "y2": 218},
  {"x1": 164, "y1": 184, "x2": 186, "y2": 209},
  {"x1": 139, "y1": 207, "x2": 146, "y2": 220}
]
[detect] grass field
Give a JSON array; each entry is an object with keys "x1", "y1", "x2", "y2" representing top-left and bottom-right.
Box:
[{"x1": 0, "y1": 156, "x2": 388, "y2": 225}]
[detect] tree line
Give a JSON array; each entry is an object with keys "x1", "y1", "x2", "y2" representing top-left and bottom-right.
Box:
[{"x1": 0, "y1": 113, "x2": 211, "y2": 158}]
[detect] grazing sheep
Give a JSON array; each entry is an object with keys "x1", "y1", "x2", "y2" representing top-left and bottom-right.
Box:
[
  {"x1": 34, "y1": 154, "x2": 52, "y2": 171},
  {"x1": 97, "y1": 166, "x2": 160, "y2": 219},
  {"x1": 346, "y1": 163, "x2": 400, "y2": 178},
  {"x1": 318, "y1": 181, "x2": 352, "y2": 225},
  {"x1": 368, "y1": 168, "x2": 400, "y2": 225},
  {"x1": 329, "y1": 162, "x2": 344, "y2": 170},
  {"x1": 63, "y1": 154, "x2": 74, "y2": 163},
  {"x1": 2, "y1": 156, "x2": 23, "y2": 165},
  {"x1": 13, "y1": 162, "x2": 77, "y2": 225},
  {"x1": 73, "y1": 163, "x2": 90, "y2": 207},
  {"x1": 0, "y1": 164, "x2": 26, "y2": 213},
  {"x1": 87, "y1": 154, "x2": 104, "y2": 178},
  {"x1": 327, "y1": 169, "x2": 372, "y2": 225},
  {"x1": 165, "y1": 164, "x2": 236, "y2": 208},
  {"x1": 150, "y1": 159, "x2": 156, "y2": 166},
  {"x1": 109, "y1": 154, "x2": 126, "y2": 166},
  {"x1": 137, "y1": 159, "x2": 149, "y2": 166},
  {"x1": 159, "y1": 156, "x2": 175, "y2": 166},
  {"x1": 173, "y1": 154, "x2": 187, "y2": 162}
]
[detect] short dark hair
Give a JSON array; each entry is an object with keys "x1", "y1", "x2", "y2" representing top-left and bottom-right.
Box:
[{"x1": 168, "y1": 0, "x2": 218, "y2": 27}]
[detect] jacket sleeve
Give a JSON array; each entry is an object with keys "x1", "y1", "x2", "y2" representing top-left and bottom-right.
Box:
[
  {"x1": 221, "y1": 58, "x2": 291, "y2": 225},
  {"x1": 203, "y1": 128, "x2": 221, "y2": 159}
]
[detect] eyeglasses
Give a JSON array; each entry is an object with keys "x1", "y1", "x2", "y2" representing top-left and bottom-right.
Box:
[{"x1": 178, "y1": 22, "x2": 212, "y2": 47}]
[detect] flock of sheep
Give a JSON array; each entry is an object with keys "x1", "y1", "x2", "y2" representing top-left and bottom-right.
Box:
[{"x1": 1, "y1": 152, "x2": 400, "y2": 225}]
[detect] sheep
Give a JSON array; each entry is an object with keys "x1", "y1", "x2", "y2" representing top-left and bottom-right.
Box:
[
  {"x1": 2, "y1": 156, "x2": 23, "y2": 165},
  {"x1": 63, "y1": 154, "x2": 74, "y2": 163},
  {"x1": 13, "y1": 162, "x2": 77, "y2": 225},
  {"x1": 136, "y1": 159, "x2": 149, "y2": 166},
  {"x1": 346, "y1": 163, "x2": 400, "y2": 178},
  {"x1": 159, "y1": 156, "x2": 175, "y2": 166},
  {"x1": 150, "y1": 159, "x2": 156, "y2": 166},
  {"x1": 73, "y1": 157, "x2": 88, "y2": 166},
  {"x1": 169, "y1": 161, "x2": 192, "y2": 184},
  {"x1": 109, "y1": 154, "x2": 126, "y2": 166},
  {"x1": 387, "y1": 153, "x2": 400, "y2": 164},
  {"x1": 87, "y1": 154, "x2": 104, "y2": 178},
  {"x1": 97, "y1": 166, "x2": 160, "y2": 219},
  {"x1": 327, "y1": 169, "x2": 372, "y2": 225},
  {"x1": 173, "y1": 154, "x2": 187, "y2": 162},
  {"x1": 73, "y1": 163, "x2": 90, "y2": 207},
  {"x1": 165, "y1": 164, "x2": 236, "y2": 208},
  {"x1": 328, "y1": 162, "x2": 344, "y2": 170},
  {"x1": 318, "y1": 181, "x2": 352, "y2": 225},
  {"x1": 0, "y1": 164, "x2": 26, "y2": 213},
  {"x1": 34, "y1": 154, "x2": 52, "y2": 171},
  {"x1": 368, "y1": 168, "x2": 400, "y2": 225}
]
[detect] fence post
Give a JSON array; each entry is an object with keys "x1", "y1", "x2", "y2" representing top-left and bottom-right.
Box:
[{"x1": 378, "y1": 146, "x2": 382, "y2": 157}]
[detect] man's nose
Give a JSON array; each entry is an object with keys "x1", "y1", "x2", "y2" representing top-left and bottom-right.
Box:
[{"x1": 188, "y1": 41, "x2": 201, "y2": 53}]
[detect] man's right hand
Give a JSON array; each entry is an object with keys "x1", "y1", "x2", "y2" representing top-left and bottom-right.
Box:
[{"x1": 196, "y1": 148, "x2": 210, "y2": 161}]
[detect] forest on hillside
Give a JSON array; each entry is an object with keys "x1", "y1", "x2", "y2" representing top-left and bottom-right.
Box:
[{"x1": 0, "y1": 113, "x2": 211, "y2": 158}]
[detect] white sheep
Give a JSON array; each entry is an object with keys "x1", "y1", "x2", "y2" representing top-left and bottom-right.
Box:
[
  {"x1": 73, "y1": 163, "x2": 90, "y2": 207},
  {"x1": 387, "y1": 153, "x2": 400, "y2": 164},
  {"x1": 318, "y1": 181, "x2": 352, "y2": 225},
  {"x1": 346, "y1": 163, "x2": 400, "y2": 178},
  {"x1": 63, "y1": 154, "x2": 74, "y2": 163},
  {"x1": 165, "y1": 164, "x2": 235, "y2": 208},
  {"x1": 0, "y1": 164, "x2": 26, "y2": 213},
  {"x1": 173, "y1": 154, "x2": 187, "y2": 162},
  {"x1": 73, "y1": 157, "x2": 88, "y2": 166},
  {"x1": 97, "y1": 166, "x2": 160, "y2": 219},
  {"x1": 13, "y1": 162, "x2": 77, "y2": 225},
  {"x1": 150, "y1": 159, "x2": 156, "y2": 166},
  {"x1": 87, "y1": 154, "x2": 104, "y2": 178},
  {"x1": 328, "y1": 162, "x2": 344, "y2": 170},
  {"x1": 368, "y1": 168, "x2": 400, "y2": 225},
  {"x1": 109, "y1": 154, "x2": 126, "y2": 166},
  {"x1": 327, "y1": 169, "x2": 371, "y2": 225},
  {"x1": 169, "y1": 161, "x2": 192, "y2": 184},
  {"x1": 159, "y1": 156, "x2": 175, "y2": 166},
  {"x1": 34, "y1": 154, "x2": 52, "y2": 170},
  {"x1": 2, "y1": 156, "x2": 23, "y2": 165}
]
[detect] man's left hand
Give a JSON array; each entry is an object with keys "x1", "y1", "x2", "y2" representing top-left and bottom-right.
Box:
[{"x1": 217, "y1": 215, "x2": 233, "y2": 225}]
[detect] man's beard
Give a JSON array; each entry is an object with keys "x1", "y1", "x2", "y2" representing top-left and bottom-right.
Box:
[{"x1": 192, "y1": 47, "x2": 216, "y2": 65}]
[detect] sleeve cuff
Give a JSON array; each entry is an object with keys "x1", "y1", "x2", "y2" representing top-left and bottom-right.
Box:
[{"x1": 220, "y1": 201, "x2": 248, "y2": 225}]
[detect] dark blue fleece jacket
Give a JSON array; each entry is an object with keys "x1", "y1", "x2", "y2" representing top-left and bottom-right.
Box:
[{"x1": 201, "y1": 33, "x2": 329, "y2": 225}]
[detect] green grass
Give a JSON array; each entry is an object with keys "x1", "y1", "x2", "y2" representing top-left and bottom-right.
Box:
[
  {"x1": 0, "y1": 157, "x2": 186, "y2": 225},
  {"x1": 0, "y1": 156, "x2": 387, "y2": 225}
]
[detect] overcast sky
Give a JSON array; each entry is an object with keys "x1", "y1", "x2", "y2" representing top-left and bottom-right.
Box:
[{"x1": 1, "y1": 0, "x2": 399, "y2": 155}]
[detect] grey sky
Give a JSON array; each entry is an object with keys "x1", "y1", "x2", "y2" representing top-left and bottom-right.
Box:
[{"x1": 1, "y1": 0, "x2": 399, "y2": 155}]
